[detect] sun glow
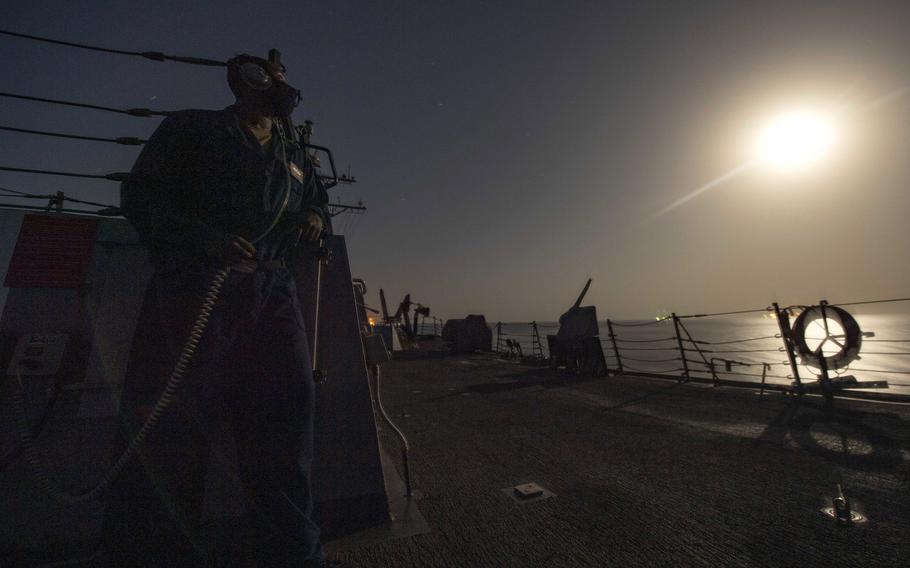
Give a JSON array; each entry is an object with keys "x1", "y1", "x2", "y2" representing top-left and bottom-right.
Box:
[
  {"x1": 752, "y1": 110, "x2": 839, "y2": 172},
  {"x1": 654, "y1": 86, "x2": 910, "y2": 218}
]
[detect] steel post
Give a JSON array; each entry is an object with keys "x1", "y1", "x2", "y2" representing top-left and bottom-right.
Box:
[
  {"x1": 672, "y1": 313, "x2": 690, "y2": 382},
  {"x1": 606, "y1": 319, "x2": 623, "y2": 375},
  {"x1": 772, "y1": 302, "x2": 803, "y2": 393}
]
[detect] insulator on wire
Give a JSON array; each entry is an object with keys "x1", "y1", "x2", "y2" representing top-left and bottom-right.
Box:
[
  {"x1": 0, "y1": 29, "x2": 226, "y2": 67},
  {"x1": 0, "y1": 92, "x2": 171, "y2": 117},
  {"x1": 0, "y1": 165, "x2": 129, "y2": 181},
  {"x1": 0, "y1": 125, "x2": 146, "y2": 146}
]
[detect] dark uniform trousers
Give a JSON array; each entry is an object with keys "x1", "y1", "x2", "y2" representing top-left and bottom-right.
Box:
[{"x1": 101, "y1": 265, "x2": 323, "y2": 567}]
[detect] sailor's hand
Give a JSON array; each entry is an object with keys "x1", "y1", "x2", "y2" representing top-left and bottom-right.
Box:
[
  {"x1": 204, "y1": 234, "x2": 256, "y2": 264},
  {"x1": 302, "y1": 211, "x2": 324, "y2": 242}
]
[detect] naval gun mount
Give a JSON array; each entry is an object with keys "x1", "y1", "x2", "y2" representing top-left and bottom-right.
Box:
[{"x1": 547, "y1": 278, "x2": 608, "y2": 376}]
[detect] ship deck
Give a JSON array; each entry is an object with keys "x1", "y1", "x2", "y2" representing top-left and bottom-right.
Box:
[{"x1": 329, "y1": 352, "x2": 910, "y2": 567}]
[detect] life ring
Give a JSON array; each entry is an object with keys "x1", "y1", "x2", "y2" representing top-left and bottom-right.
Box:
[{"x1": 791, "y1": 305, "x2": 862, "y2": 369}]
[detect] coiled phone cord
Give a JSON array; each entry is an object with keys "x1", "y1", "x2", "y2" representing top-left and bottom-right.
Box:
[
  {"x1": 13, "y1": 267, "x2": 230, "y2": 504},
  {"x1": 11, "y1": 118, "x2": 297, "y2": 505}
]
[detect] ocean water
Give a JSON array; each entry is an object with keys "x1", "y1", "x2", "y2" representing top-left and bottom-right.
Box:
[{"x1": 491, "y1": 308, "x2": 910, "y2": 396}]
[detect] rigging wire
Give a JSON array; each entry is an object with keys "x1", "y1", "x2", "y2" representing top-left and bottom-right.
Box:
[
  {"x1": 0, "y1": 28, "x2": 226, "y2": 66},
  {"x1": 0, "y1": 125, "x2": 145, "y2": 145},
  {"x1": 0, "y1": 92, "x2": 171, "y2": 117},
  {"x1": 0, "y1": 185, "x2": 44, "y2": 198},
  {"x1": 0, "y1": 166, "x2": 128, "y2": 181},
  {"x1": 0, "y1": 185, "x2": 116, "y2": 209},
  {"x1": 0, "y1": 202, "x2": 121, "y2": 216}
]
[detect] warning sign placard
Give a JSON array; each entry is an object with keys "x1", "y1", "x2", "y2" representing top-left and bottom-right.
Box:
[{"x1": 4, "y1": 214, "x2": 99, "y2": 288}]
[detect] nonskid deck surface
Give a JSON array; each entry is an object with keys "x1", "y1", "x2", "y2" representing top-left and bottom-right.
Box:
[{"x1": 329, "y1": 352, "x2": 910, "y2": 567}]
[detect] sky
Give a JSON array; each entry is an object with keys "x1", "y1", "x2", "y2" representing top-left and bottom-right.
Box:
[{"x1": 1, "y1": 1, "x2": 909, "y2": 322}]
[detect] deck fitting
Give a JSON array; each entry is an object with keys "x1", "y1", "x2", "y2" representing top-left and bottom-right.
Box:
[
  {"x1": 821, "y1": 507, "x2": 867, "y2": 525},
  {"x1": 503, "y1": 482, "x2": 555, "y2": 504}
]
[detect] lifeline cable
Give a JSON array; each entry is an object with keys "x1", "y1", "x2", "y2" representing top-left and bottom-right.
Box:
[
  {"x1": 686, "y1": 348, "x2": 785, "y2": 354},
  {"x1": 853, "y1": 351, "x2": 910, "y2": 356},
  {"x1": 672, "y1": 296, "x2": 910, "y2": 318},
  {"x1": 614, "y1": 336, "x2": 677, "y2": 343},
  {"x1": 677, "y1": 306, "x2": 772, "y2": 318},
  {"x1": 619, "y1": 355, "x2": 681, "y2": 363},
  {"x1": 702, "y1": 369, "x2": 790, "y2": 380},
  {"x1": 622, "y1": 365, "x2": 685, "y2": 374},
  {"x1": 0, "y1": 29, "x2": 226, "y2": 66},
  {"x1": 0, "y1": 125, "x2": 145, "y2": 145},
  {"x1": 688, "y1": 335, "x2": 780, "y2": 345},
  {"x1": 829, "y1": 297, "x2": 910, "y2": 307},
  {"x1": 0, "y1": 92, "x2": 172, "y2": 117},
  {"x1": 611, "y1": 319, "x2": 670, "y2": 327}
]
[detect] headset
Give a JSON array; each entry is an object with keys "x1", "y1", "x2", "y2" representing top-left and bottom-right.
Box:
[
  {"x1": 228, "y1": 48, "x2": 301, "y2": 117},
  {"x1": 235, "y1": 48, "x2": 285, "y2": 90}
]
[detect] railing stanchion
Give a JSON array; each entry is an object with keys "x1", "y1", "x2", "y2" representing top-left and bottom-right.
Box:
[
  {"x1": 772, "y1": 302, "x2": 803, "y2": 394},
  {"x1": 672, "y1": 313, "x2": 690, "y2": 382},
  {"x1": 531, "y1": 321, "x2": 543, "y2": 359},
  {"x1": 607, "y1": 319, "x2": 623, "y2": 375},
  {"x1": 677, "y1": 318, "x2": 714, "y2": 385}
]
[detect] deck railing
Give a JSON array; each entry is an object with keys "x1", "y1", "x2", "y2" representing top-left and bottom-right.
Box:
[{"x1": 493, "y1": 296, "x2": 910, "y2": 400}]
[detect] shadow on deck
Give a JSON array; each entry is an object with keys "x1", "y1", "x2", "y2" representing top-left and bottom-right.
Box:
[{"x1": 328, "y1": 352, "x2": 910, "y2": 567}]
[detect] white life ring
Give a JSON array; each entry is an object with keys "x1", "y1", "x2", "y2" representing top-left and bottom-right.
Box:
[{"x1": 791, "y1": 305, "x2": 862, "y2": 369}]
